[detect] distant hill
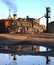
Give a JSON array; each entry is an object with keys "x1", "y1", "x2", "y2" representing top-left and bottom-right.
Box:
[{"x1": 48, "y1": 21, "x2": 54, "y2": 33}]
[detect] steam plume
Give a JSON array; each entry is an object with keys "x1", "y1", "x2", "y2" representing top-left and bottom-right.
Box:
[{"x1": 2, "y1": 0, "x2": 17, "y2": 13}]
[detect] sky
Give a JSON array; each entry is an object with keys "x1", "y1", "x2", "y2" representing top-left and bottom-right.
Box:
[{"x1": 0, "y1": 0, "x2": 54, "y2": 25}]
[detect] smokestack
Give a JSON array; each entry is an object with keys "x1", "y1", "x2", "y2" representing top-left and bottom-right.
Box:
[{"x1": 13, "y1": 14, "x2": 17, "y2": 20}]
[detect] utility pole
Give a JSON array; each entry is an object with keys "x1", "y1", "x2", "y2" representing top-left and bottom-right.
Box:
[{"x1": 45, "y1": 7, "x2": 51, "y2": 33}]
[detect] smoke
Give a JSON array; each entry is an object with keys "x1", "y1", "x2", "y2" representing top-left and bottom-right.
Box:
[{"x1": 2, "y1": 0, "x2": 17, "y2": 13}]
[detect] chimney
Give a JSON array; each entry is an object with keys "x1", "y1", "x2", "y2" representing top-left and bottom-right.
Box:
[{"x1": 13, "y1": 14, "x2": 17, "y2": 20}]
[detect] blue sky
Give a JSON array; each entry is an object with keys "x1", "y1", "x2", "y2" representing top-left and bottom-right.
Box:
[{"x1": 0, "y1": 0, "x2": 54, "y2": 25}]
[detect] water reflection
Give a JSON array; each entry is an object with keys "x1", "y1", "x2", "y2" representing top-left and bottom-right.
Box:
[
  {"x1": 0, "y1": 54, "x2": 54, "y2": 65},
  {"x1": 8, "y1": 54, "x2": 17, "y2": 65},
  {"x1": 0, "y1": 47, "x2": 54, "y2": 65},
  {"x1": 8, "y1": 60, "x2": 17, "y2": 65}
]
